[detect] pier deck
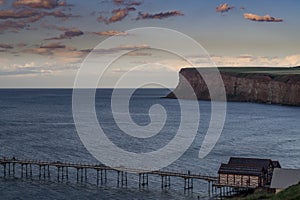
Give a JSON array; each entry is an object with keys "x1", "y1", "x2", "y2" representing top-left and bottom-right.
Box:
[{"x1": 0, "y1": 157, "x2": 220, "y2": 197}]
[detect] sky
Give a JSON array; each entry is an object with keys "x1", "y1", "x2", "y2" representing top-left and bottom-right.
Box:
[{"x1": 0, "y1": 0, "x2": 300, "y2": 88}]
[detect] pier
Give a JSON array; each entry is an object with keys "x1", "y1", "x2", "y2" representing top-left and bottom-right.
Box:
[{"x1": 0, "y1": 157, "x2": 218, "y2": 196}]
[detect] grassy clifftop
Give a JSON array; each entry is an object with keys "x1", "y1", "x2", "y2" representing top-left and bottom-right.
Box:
[
  {"x1": 182, "y1": 66, "x2": 300, "y2": 75},
  {"x1": 272, "y1": 183, "x2": 300, "y2": 200},
  {"x1": 232, "y1": 183, "x2": 300, "y2": 200},
  {"x1": 217, "y1": 66, "x2": 300, "y2": 75}
]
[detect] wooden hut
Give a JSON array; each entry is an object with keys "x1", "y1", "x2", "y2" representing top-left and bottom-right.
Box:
[{"x1": 217, "y1": 157, "x2": 281, "y2": 188}]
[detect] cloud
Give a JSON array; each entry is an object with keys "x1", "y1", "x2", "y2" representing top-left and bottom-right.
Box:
[
  {"x1": 52, "y1": 49, "x2": 87, "y2": 64},
  {"x1": 13, "y1": 0, "x2": 67, "y2": 9},
  {"x1": 113, "y1": 0, "x2": 123, "y2": 5},
  {"x1": 0, "y1": 43, "x2": 13, "y2": 49},
  {"x1": 98, "y1": 7, "x2": 135, "y2": 24},
  {"x1": 114, "y1": 44, "x2": 149, "y2": 50},
  {"x1": 46, "y1": 10, "x2": 79, "y2": 19},
  {"x1": 17, "y1": 43, "x2": 27, "y2": 47},
  {"x1": 0, "y1": 20, "x2": 28, "y2": 33},
  {"x1": 216, "y1": 3, "x2": 234, "y2": 13},
  {"x1": 205, "y1": 54, "x2": 300, "y2": 67},
  {"x1": 91, "y1": 30, "x2": 127, "y2": 36},
  {"x1": 0, "y1": 8, "x2": 77, "y2": 25},
  {"x1": 61, "y1": 28, "x2": 83, "y2": 37},
  {"x1": 125, "y1": 1, "x2": 141, "y2": 6},
  {"x1": 244, "y1": 13, "x2": 283, "y2": 22},
  {"x1": 113, "y1": 0, "x2": 141, "y2": 6},
  {"x1": 23, "y1": 47, "x2": 53, "y2": 55},
  {"x1": 40, "y1": 42, "x2": 66, "y2": 48},
  {"x1": 127, "y1": 51, "x2": 152, "y2": 56},
  {"x1": 0, "y1": 60, "x2": 80, "y2": 76},
  {"x1": 41, "y1": 23, "x2": 68, "y2": 31},
  {"x1": 0, "y1": 62, "x2": 41, "y2": 76},
  {"x1": 0, "y1": 9, "x2": 38, "y2": 19},
  {"x1": 90, "y1": 44, "x2": 150, "y2": 54},
  {"x1": 136, "y1": 10, "x2": 183, "y2": 20},
  {"x1": 22, "y1": 44, "x2": 89, "y2": 64},
  {"x1": 45, "y1": 28, "x2": 84, "y2": 40},
  {"x1": 0, "y1": 0, "x2": 6, "y2": 5}
]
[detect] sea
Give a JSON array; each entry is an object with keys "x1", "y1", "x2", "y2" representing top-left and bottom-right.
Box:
[{"x1": 0, "y1": 89, "x2": 299, "y2": 200}]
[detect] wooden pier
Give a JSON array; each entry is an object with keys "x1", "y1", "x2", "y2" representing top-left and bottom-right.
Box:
[{"x1": 0, "y1": 157, "x2": 218, "y2": 196}]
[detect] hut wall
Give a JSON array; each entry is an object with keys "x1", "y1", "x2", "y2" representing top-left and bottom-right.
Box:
[
  {"x1": 219, "y1": 174, "x2": 227, "y2": 185},
  {"x1": 228, "y1": 174, "x2": 234, "y2": 185},
  {"x1": 235, "y1": 175, "x2": 242, "y2": 186},
  {"x1": 242, "y1": 175, "x2": 250, "y2": 186},
  {"x1": 249, "y1": 176, "x2": 259, "y2": 187}
]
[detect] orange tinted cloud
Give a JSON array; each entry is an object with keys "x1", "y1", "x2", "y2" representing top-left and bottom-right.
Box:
[
  {"x1": 40, "y1": 42, "x2": 66, "y2": 49},
  {"x1": 91, "y1": 30, "x2": 127, "y2": 36},
  {"x1": 0, "y1": 9, "x2": 38, "y2": 19},
  {"x1": 216, "y1": 3, "x2": 234, "y2": 13},
  {"x1": 98, "y1": 7, "x2": 135, "y2": 24},
  {"x1": 136, "y1": 10, "x2": 183, "y2": 20},
  {"x1": 0, "y1": 20, "x2": 28, "y2": 33},
  {"x1": 244, "y1": 13, "x2": 283, "y2": 22},
  {"x1": 13, "y1": 0, "x2": 66, "y2": 9},
  {"x1": 0, "y1": 8, "x2": 77, "y2": 24},
  {"x1": 23, "y1": 47, "x2": 53, "y2": 55}
]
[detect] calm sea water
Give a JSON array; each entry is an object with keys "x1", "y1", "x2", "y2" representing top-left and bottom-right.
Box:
[{"x1": 0, "y1": 89, "x2": 299, "y2": 199}]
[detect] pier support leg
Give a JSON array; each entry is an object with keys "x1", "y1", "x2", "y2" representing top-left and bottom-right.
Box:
[
  {"x1": 48, "y1": 165, "x2": 50, "y2": 179},
  {"x1": 30, "y1": 164, "x2": 32, "y2": 178},
  {"x1": 8, "y1": 163, "x2": 10, "y2": 176},
  {"x1": 13, "y1": 163, "x2": 15, "y2": 176},
  {"x1": 97, "y1": 170, "x2": 99, "y2": 186},
  {"x1": 25, "y1": 164, "x2": 28, "y2": 178},
  {"x1": 57, "y1": 167, "x2": 60, "y2": 182},
  {"x1": 66, "y1": 167, "x2": 68, "y2": 182},
  {"x1": 76, "y1": 168, "x2": 79, "y2": 183},
  {"x1": 39, "y1": 165, "x2": 41, "y2": 180},
  {"x1": 85, "y1": 168, "x2": 87, "y2": 182},
  {"x1": 3, "y1": 164, "x2": 6, "y2": 177},
  {"x1": 21, "y1": 164, "x2": 23, "y2": 178}
]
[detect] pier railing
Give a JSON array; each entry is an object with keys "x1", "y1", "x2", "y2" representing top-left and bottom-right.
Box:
[{"x1": 0, "y1": 157, "x2": 219, "y2": 196}]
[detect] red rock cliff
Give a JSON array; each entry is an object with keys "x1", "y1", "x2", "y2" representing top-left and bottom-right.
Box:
[{"x1": 166, "y1": 68, "x2": 300, "y2": 106}]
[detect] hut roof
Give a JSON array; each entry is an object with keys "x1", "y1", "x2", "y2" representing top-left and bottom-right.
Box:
[
  {"x1": 228, "y1": 157, "x2": 272, "y2": 169},
  {"x1": 270, "y1": 168, "x2": 300, "y2": 189},
  {"x1": 218, "y1": 163, "x2": 263, "y2": 176},
  {"x1": 218, "y1": 157, "x2": 281, "y2": 176}
]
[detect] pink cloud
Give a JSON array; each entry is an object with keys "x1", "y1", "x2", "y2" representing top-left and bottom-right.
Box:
[
  {"x1": 216, "y1": 3, "x2": 234, "y2": 13},
  {"x1": 13, "y1": 0, "x2": 67, "y2": 9},
  {"x1": 244, "y1": 13, "x2": 283, "y2": 22}
]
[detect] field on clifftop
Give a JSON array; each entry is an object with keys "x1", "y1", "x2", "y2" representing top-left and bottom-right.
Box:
[{"x1": 217, "y1": 66, "x2": 300, "y2": 75}]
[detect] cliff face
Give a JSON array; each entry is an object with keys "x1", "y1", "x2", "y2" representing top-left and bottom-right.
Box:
[{"x1": 166, "y1": 68, "x2": 300, "y2": 106}]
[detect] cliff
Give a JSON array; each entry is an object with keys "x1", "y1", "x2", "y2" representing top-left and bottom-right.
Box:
[{"x1": 166, "y1": 67, "x2": 300, "y2": 106}]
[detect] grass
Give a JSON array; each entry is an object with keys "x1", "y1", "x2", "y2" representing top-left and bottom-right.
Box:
[
  {"x1": 218, "y1": 66, "x2": 300, "y2": 75},
  {"x1": 271, "y1": 183, "x2": 300, "y2": 200},
  {"x1": 231, "y1": 183, "x2": 300, "y2": 200},
  {"x1": 190, "y1": 66, "x2": 300, "y2": 75}
]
